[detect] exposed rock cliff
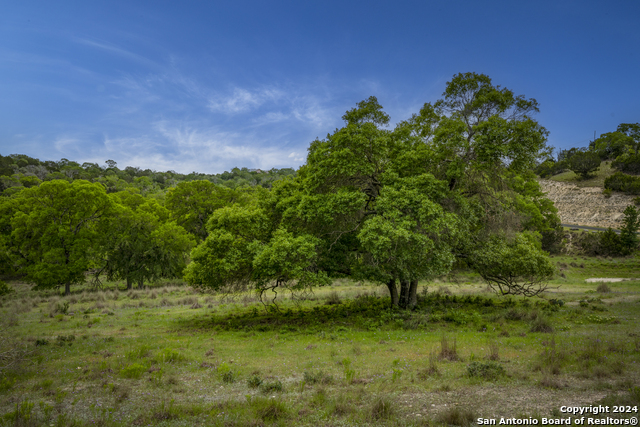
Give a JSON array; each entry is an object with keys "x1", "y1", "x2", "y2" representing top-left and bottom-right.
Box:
[{"x1": 539, "y1": 179, "x2": 636, "y2": 229}]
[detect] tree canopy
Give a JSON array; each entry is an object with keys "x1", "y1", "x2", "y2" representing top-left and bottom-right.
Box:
[
  {"x1": 185, "y1": 72, "x2": 557, "y2": 306},
  {"x1": 8, "y1": 180, "x2": 115, "y2": 294}
]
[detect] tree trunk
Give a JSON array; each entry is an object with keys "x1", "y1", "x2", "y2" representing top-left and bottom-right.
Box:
[
  {"x1": 126, "y1": 277, "x2": 132, "y2": 290},
  {"x1": 65, "y1": 281, "x2": 71, "y2": 296},
  {"x1": 399, "y1": 280, "x2": 410, "y2": 308},
  {"x1": 386, "y1": 278, "x2": 399, "y2": 308},
  {"x1": 408, "y1": 279, "x2": 418, "y2": 309},
  {"x1": 137, "y1": 278, "x2": 144, "y2": 290}
]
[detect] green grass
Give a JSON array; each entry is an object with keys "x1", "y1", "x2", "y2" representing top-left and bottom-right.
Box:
[
  {"x1": 548, "y1": 160, "x2": 616, "y2": 188},
  {"x1": 1, "y1": 262, "x2": 640, "y2": 426}
]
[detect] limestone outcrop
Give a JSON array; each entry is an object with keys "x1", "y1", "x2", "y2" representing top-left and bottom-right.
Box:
[{"x1": 539, "y1": 179, "x2": 636, "y2": 229}]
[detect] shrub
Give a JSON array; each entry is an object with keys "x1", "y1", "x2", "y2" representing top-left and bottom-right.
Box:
[
  {"x1": 567, "y1": 151, "x2": 600, "y2": 178},
  {"x1": 605, "y1": 172, "x2": 640, "y2": 195},
  {"x1": 467, "y1": 361, "x2": 505, "y2": 380},
  {"x1": 535, "y1": 160, "x2": 566, "y2": 178},
  {"x1": 530, "y1": 315, "x2": 554, "y2": 333},
  {"x1": 0, "y1": 280, "x2": 13, "y2": 296},
  {"x1": 599, "y1": 228, "x2": 626, "y2": 256},
  {"x1": 596, "y1": 282, "x2": 611, "y2": 293},
  {"x1": 612, "y1": 154, "x2": 640, "y2": 175}
]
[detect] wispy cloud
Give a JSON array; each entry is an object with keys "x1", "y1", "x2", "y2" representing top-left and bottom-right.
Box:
[
  {"x1": 75, "y1": 38, "x2": 158, "y2": 68},
  {"x1": 208, "y1": 87, "x2": 284, "y2": 113}
]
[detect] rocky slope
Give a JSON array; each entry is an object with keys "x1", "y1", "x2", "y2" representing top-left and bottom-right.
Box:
[{"x1": 539, "y1": 179, "x2": 636, "y2": 229}]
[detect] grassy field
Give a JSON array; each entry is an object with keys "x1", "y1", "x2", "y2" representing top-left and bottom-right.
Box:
[
  {"x1": 2, "y1": 256, "x2": 640, "y2": 426},
  {"x1": 548, "y1": 161, "x2": 615, "y2": 188}
]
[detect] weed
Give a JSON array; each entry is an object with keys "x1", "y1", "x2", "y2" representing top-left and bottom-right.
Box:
[
  {"x1": 439, "y1": 334, "x2": 460, "y2": 361},
  {"x1": 534, "y1": 336, "x2": 566, "y2": 375},
  {"x1": 436, "y1": 406, "x2": 476, "y2": 426},
  {"x1": 120, "y1": 363, "x2": 146, "y2": 379},
  {"x1": 418, "y1": 352, "x2": 440, "y2": 379},
  {"x1": 530, "y1": 315, "x2": 554, "y2": 333},
  {"x1": 487, "y1": 340, "x2": 500, "y2": 361},
  {"x1": 303, "y1": 370, "x2": 333, "y2": 385},
  {"x1": 467, "y1": 361, "x2": 505, "y2": 380},
  {"x1": 247, "y1": 374, "x2": 263, "y2": 388},
  {"x1": 222, "y1": 370, "x2": 236, "y2": 383},
  {"x1": 55, "y1": 335, "x2": 75, "y2": 346},
  {"x1": 370, "y1": 396, "x2": 395, "y2": 420},
  {"x1": 331, "y1": 394, "x2": 355, "y2": 416},
  {"x1": 260, "y1": 379, "x2": 284, "y2": 393},
  {"x1": 342, "y1": 357, "x2": 356, "y2": 383},
  {"x1": 154, "y1": 348, "x2": 185, "y2": 364},
  {"x1": 126, "y1": 345, "x2": 151, "y2": 360},
  {"x1": 252, "y1": 396, "x2": 289, "y2": 421},
  {"x1": 325, "y1": 291, "x2": 342, "y2": 305},
  {"x1": 596, "y1": 282, "x2": 611, "y2": 293},
  {"x1": 4, "y1": 400, "x2": 35, "y2": 425}
]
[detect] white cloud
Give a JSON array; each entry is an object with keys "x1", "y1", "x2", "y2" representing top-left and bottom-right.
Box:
[{"x1": 208, "y1": 87, "x2": 284, "y2": 113}]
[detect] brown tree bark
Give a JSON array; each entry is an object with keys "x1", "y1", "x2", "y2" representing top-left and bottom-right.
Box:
[
  {"x1": 65, "y1": 281, "x2": 71, "y2": 296},
  {"x1": 399, "y1": 280, "x2": 410, "y2": 308},
  {"x1": 408, "y1": 279, "x2": 418, "y2": 309},
  {"x1": 126, "y1": 277, "x2": 132, "y2": 290},
  {"x1": 386, "y1": 278, "x2": 399, "y2": 308}
]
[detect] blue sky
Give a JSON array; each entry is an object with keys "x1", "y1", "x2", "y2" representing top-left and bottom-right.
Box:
[{"x1": 1, "y1": 1, "x2": 638, "y2": 174}]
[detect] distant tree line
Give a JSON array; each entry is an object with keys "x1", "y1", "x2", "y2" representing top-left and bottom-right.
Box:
[{"x1": 0, "y1": 154, "x2": 296, "y2": 196}]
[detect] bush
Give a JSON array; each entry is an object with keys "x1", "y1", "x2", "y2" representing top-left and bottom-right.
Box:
[
  {"x1": 535, "y1": 160, "x2": 566, "y2": 178},
  {"x1": 0, "y1": 280, "x2": 13, "y2": 296},
  {"x1": 567, "y1": 151, "x2": 600, "y2": 178},
  {"x1": 530, "y1": 315, "x2": 554, "y2": 333},
  {"x1": 599, "y1": 228, "x2": 626, "y2": 256},
  {"x1": 605, "y1": 172, "x2": 640, "y2": 195},
  {"x1": 612, "y1": 154, "x2": 640, "y2": 175}
]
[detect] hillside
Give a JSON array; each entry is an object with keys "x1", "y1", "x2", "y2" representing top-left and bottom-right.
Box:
[{"x1": 539, "y1": 179, "x2": 636, "y2": 229}]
